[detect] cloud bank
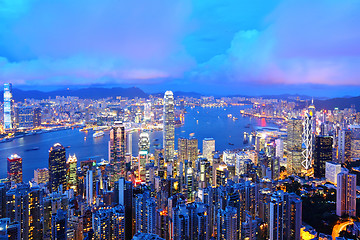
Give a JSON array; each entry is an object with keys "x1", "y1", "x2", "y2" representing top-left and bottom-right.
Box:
[{"x1": 0, "y1": 0, "x2": 359, "y2": 94}]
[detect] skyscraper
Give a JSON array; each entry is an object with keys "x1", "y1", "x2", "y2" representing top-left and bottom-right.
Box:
[
  {"x1": 269, "y1": 191, "x2": 302, "y2": 240},
  {"x1": 3, "y1": 83, "x2": 12, "y2": 131},
  {"x1": 33, "y1": 107, "x2": 42, "y2": 127},
  {"x1": 7, "y1": 154, "x2": 23, "y2": 184},
  {"x1": 314, "y1": 136, "x2": 333, "y2": 178},
  {"x1": 163, "y1": 91, "x2": 175, "y2": 162},
  {"x1": 178, "y1": 137, "x2": 198, "y2": 167},
  {"x1": 86, "y1": 170, "x2": 93, "y2": 205},
  {"x1": 109, "y1": 122, "x2": 126, "y2": 183},
  {"x1": 337, "y1": 129, "x2": 352, "y2": 163},
  {"x1": 34, "y1": 168, "x2": 49, "y2": 184},
  {"x1": 287, "y1": 118, "x2": 303, "y2": 175},
  {"x1": 203, "y1": 138, "x2": 215, "y2": 163},
  {"x1": 6, "y1": 184, "x2": 43, "y2": 239},
  {"x1": 217, "y1": 206, "x2": 238, "y2": 240},
  {"x1": 336, "y1": 172, "x2": 356, "y2": 217},
  {"x1": 48, "y1": 143, "x2": 67, "y2": 192},
  {"x1": 302, "y1": 111, "x2": 313, "y2": 170},
  {"x1": 66, "y1": 154, "x2": 77, "y2": 192},
  {"x1": 138, "y1": 132, "x2": 150, "y2": 181}
]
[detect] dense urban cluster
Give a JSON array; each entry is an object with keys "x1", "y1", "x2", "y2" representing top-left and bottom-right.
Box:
[{"x1": 1, "y1": 83, "x2": 360, "y2": 240}]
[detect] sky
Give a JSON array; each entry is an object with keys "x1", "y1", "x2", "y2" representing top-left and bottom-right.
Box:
[{"x1": 0, "y1": 0, "x2": 360, "y2": 96}]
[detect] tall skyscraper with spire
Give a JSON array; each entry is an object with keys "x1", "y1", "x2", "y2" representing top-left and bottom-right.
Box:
[
  {"x1": 3, "y1": 83, "x2": 13, "y2": 131},
  {"x1": 163, "y1": 91, "x2": 175, "y2": 162},
  {"x1": 109, "y1": 122, "x2": 126, "y2": 183}
]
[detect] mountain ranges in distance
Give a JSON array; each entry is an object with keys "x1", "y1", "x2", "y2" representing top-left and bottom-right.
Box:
[{"x1": 0, "y1": 86, "x2": 360, "y2": 111}]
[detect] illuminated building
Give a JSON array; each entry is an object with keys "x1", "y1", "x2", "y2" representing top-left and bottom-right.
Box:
[
  {"x1": 132, "y1": 232, "x2": 165, "y2": 240},
  {"x1": 314, "y1": 136, "x2": 333, "y2": 178},
  {"x1": 287, "y1": 118, "x2": 303, "y2": 175},
  {"x1": 144, "y1": 101, "x2": 152, "y2": 121},
  {"x1": 34, "y1": 168, "x2": 49, "y2": 184},
  {"x1": 52, "y1": 209, "x2": 67, "y2": 240},
  {"x1": 48, "y1": 143, "x2": 67, "y2": 192},
  {"x1": 302, "y1": 111, "x2": 313, "y2": 170},
  {"x1": 115, "y1": 178, "x2": 133, "y2": 240},
  {"x1": 156, "y1": 209, "x2": 169, "y2": 239},
  {"x1": 325, "y1": 162, "x2": 342, "y2": 185},
  {"x1": 215, "y1": 165, "x2": 228, "y2": 187},
  {"x1": 350, "y1": 125, "x2": 360, "y2": 159},
  {"x1": 109, "y1": 122, "x2": 126, "y2": 183},
  {"x1": 66, "y1": 154, "x2": 77, "y2": 192},
  {"x1": 202, "y1": 138, "x2": 215, "y2": 163},
  {"x1": 7, "y1": 154, "x2": 22, "y2": 184},
  {"x1": 163, "y1": 91, "x2": 175, "y2": 162},
  {"x1": 337, "y1": 129, "x2": 351, "y2": 163},
  {"x1": 127, "y1": 132, "x2": 132, "y2": 156},
  {"x1": 217, "y1": 206, "x2": 238, "y2": 240},
  {"x1": 135, "y1": 192, "x2": 156, "y2": 234},
  {"x1": 172, "y1": 203, "x2": 189, "y2": 240},
  {"x1": 33, "y1": 107, "x2": 42, "y2": 127},
  {"x1": 18, "y1": 106, "x2": 34, "y2": 129},
  {"x1": 6, "y1": 184, "x2": 43, "y2": 239},
  {"x1": 178, "y1": 137, "x2": 198, "y2": 167},
  {"x1": 0, "y1": 218, "x2": 20, "y2": 240},
  {"x1": 86, "y1": 170, "x2": 93, "y2": 205},
  {"x1": 275, "y1": 138, "x2": 284, "y2": 160},
  {"x1": 336, "y1": 172, "x2": 356, "y2": 217},
  {"x1": 3, "y1": 83, "x2": 13, "y2": 131},
  {"x1": 269, "y1": 191, "x2": 302, "y2": 240},
  {"x1": 138, "y1": 132, "x2": 150, "y2": 181},
  {"x1": 111, "y1": 205, "x2": 126, "y2": 240},
  {"x1": 93, "y1": 206, "x2": 125, "y2": 240}
]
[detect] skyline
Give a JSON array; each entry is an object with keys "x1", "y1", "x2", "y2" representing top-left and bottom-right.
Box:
[{"x1": 1, "y1": 0, "x2": 360, "y2": 96}]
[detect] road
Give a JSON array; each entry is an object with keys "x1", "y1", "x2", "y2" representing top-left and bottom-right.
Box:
[{"x1": 332, "y1": 219, "x2": 353, "y2": 239}]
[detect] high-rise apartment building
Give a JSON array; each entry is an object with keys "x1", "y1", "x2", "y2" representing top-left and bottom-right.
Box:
[
  {"x1": 3, "y1": 83, "x2": 13, "y2": 131},
  {"x1": 269, "y1": 191, "x2": 302, "y2": 240},
  {"x1": 338, "y1": 129, "x2": 352, "y2": 163},
  {"x1": 336, "y1": 172, "x2": 356, "y2": 217},
  {"x1": 6, "y1": 184, "x2": 43, "y2": 239},
  {"x1": 49, "y1": 143, "x2": 67, "y2": 192},
  {"x1": 163, "y1": 91, "x2": 175, "y2": 162},
  {"x1": 7, "y1": 154, "x2": 23, "y2": 184}
]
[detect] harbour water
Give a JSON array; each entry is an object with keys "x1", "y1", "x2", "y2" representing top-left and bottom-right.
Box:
[{"x1": 0, "y1": 105, "x2": 275, "y2": 181}]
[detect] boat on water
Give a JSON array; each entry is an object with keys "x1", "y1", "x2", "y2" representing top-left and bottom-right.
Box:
[
  {"x1": 233, "y1": 117, "x2": 238, "y2": 120},
  {"x1": 93, "y1": 131, "x2": 104, "y2": 138},
  {"x1": 228, "y1": 143, "x2": 234, "y2": 146},
  {"x1": 25, "y1": 147, "x2": 40, "y2": 151}
]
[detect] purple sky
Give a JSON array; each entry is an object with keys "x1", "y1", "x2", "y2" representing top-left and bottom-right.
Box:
[{"x1": 0, "y1": 0, "x2": 359, "y2": 96}]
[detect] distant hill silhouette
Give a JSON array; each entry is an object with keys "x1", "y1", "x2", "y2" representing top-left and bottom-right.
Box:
[
  {"x1": 1, "y1": 86, "x2": 359, "y2": 111},
  {"x1": 1, "y1": 87, "x2": 148, "y2": 101}
]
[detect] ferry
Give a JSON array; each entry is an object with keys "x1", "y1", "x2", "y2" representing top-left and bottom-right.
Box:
[{"x1": 93, "y1": 131, "x2": 104, "y2": 138}]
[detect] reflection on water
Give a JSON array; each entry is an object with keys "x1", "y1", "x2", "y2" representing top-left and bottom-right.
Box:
[{"x1": 0, "y1": 105, "x2": 275, "y2": 181}]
